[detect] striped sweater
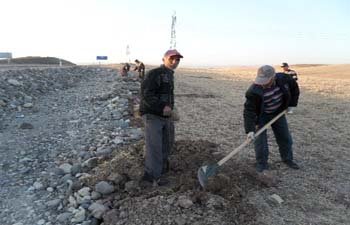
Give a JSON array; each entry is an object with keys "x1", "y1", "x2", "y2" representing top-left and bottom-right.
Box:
[{"x1": 263, "y1": 85, "x2": 283, "y2": 114}]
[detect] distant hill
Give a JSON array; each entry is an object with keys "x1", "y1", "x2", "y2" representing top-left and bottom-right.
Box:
[
  {"x1": 0, "y1": 56, "x2": 76, "y2": 66},
  {"x1": 293, "y1": 64, "x2": 328, "y2": 67}
]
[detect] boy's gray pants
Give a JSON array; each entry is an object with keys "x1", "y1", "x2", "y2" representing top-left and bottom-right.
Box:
[{"x1": 143, "y1": 114, "x2": 174, "y2": 179}]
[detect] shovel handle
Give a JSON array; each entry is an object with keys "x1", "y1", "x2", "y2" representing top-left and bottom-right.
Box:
[
  {"x1": 254, "y1": 110, "x2": 287, "y2": 138},
  {"x1": 217, "y1": 110, "x2": 287, "y2": 166},
  {"x1": 217, "y1": 139, "x2": 251, "y2": 166}
]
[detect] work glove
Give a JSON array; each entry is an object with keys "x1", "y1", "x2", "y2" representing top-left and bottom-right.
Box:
[
  {"x1": 163, "y1": 105, "x2": 172, "y2": 116},
  {"x1": 287, "y1": 107, "x2": 294, "y2": 114},
  {"x1": 171, "y1": 108, "x2": 180, "y2": 121},
  {"x1": 247, "y1": 132, "x2": 255, "y2": 141}
]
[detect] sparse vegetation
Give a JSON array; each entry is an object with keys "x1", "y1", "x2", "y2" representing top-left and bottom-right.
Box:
[{"x1": 0, "y1": 56, "x2": 75, "y2": 65}]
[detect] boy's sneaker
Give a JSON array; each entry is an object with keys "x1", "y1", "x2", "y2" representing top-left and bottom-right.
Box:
[{"x1": 283, "y1": 160, "x2": 300, "y2": 170}]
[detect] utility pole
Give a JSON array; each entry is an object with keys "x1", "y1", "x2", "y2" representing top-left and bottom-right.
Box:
[
  {"x1": 126, "y1": 45, "x2": 130, "y2": 62},
  {"x1": 170, "y1": 11, "x2": 176, "y2": 49}
]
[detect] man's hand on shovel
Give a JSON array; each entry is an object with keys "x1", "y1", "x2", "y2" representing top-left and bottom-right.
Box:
[{"x1": 247, "y1": 132, "x2": 255, "y2": 141}]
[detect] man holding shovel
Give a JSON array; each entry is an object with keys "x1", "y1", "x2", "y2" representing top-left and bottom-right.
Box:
[
  {"x1": 244, "y1": 65, "x2": 300, "y2": 172},
  {"x1": 139, "y1": 49, "x2": 183, "y2": 186}
]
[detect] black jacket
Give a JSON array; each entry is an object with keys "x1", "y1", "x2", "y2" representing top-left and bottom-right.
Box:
[
  {"x1": 284, "y1": 69, "x2": 298, "y2": 81},
  {"x1": 139, "y1": 65, "x2": 174, "y2": 117},
  {"x1": 243, "y1": 73, "x2": 300, "y2": 133}
]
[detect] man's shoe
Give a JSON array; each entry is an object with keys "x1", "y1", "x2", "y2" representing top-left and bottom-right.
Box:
[
  {"x1": 283, "y1": 160, "x2": 300, "y2": 170},
  {"x1": 139, "y1": 172, "x2": 155, "y2": 188},
  {"x1": 161, "y1": 160, "x2": 170, "y2": 174},
  {"x1": 156, "y1": 177, "x2": 169, "y2": 186},
  {"x1": 256, "y1": 163, "x2": 268, "y2": 173},
  {"x1": 141, "y1": 172, "x2": 154, "y2": 182},
  {"x1": 140, "y1": 172, "x2": 169, "y2": 187}
]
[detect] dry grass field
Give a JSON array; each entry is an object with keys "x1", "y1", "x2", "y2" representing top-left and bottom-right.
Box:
[{"x1": 174, "y1": 64, "x2": 350, "y2": 224}]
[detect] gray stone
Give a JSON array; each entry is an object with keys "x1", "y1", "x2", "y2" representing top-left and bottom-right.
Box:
[
  {"x1": 37, "y1": 219, "x2": 45, "y2": 225},
  {"x1": 112, "y1": 137, "x2": 123, "y2": 145},
  {"x1": 46, "y1": 199, "x2": 61, "y2": 208},
  {"x1": 82, "y1": 221, "x2": 92, "y2": 225},
  {"x1": 269, "y1": 194, "x2": 284, "y2": 205},
  {"x1": 124, "y1": 181, "x2": 138, "y2": 193},
  {"x1": 68, "y1": 195, "x2": 78, "y2": 208},
  {"x1": 177, "y1": 195, "x2": 193, "y2": 209},
  {"x1": 0, "y1": 99, "x2": 7, "y2": 107},
  {"x1": 52, "y1": 167, "x2": 65, "y2": 176},
  {"x1": 82, "y1": 157, "x2": 98, "y2": 168},
  {"x1": 60, "y1": 174, "x2": 74, "y2": 183},
  {"x1": 33, "y1": 181, "x2": 44, "y2": 190},
  {"x1": 19, "y1": 122, "x2": 34, "y2": 129},
  {"x1": 95, "y1": 147, "x2": 112, "y2": 158},
  {"x1": 46, "y1": 187, "x2": 54, "y2": 192},
  {"x1": 95, "y1": 181, "x2": 115, "y2": 195},
  {"x1": 59, "y1": 163, "x2": 72, "y2": 174},
  {"x1": 71, "y1": 207, "x2": 86, "y2": 223},
  {"x1": 78, "y1": 187, "x2": 91, "y2": 197},
  {"x1": 88, "y1": 202, "x2": 108, "y2": 219},
  {"x1": 91, "y1": 191, "x2": 102, "y2": 200},
  {"x1": 107, "y1": 172, "x2": 125, "y2": 185},
  {"x1": 71, "y1": 163, "x2": 82, "y2": 175},
  {"x1": 8, "y1": 78, "x2": 22, "y2": 86},
  {"x1": 23, "y1": 103, "x2": 34, "y2": 108},
  {"x1": 175, "y1": 216, "x2": 187, "y2": 225}
]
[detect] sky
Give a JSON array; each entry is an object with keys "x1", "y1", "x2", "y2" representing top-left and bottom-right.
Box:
[{"x1": 1, "y1": 0, "x2": 349, "y2": 66}]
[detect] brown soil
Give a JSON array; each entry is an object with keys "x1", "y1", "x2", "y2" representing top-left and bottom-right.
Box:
[
  {"x1": 83, "y1": 64, "x2": 350, "y2": 225},
  {"x1": 83, "y1": 138, "x2": 277, "y2": 224}
]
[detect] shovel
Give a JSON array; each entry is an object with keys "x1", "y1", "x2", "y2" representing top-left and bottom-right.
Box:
[{"x1": 197, "y1": 110, "x2": 287, "y2": 187}]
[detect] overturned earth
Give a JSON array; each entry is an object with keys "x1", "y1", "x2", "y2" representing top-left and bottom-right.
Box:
[{"x1": 80, "y1": 136, "x2": 279, "y2": 225}]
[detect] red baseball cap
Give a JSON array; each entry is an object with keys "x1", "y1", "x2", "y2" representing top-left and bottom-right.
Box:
[{"x1": 164, "y1": 49, "x2": 183, "y2": 58}]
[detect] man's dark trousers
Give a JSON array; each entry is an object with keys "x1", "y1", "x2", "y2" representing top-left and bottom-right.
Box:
[
  {"x1": 143, "y1": 114, "x2": 172, "y2": 179},
  {"x1": 254, "y1": 113, "x2": 293, "y2": 166}
]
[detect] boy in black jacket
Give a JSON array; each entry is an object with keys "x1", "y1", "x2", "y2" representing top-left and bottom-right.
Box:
[{"x1": 244, "y1": 65, "x2": 300, "y2": 172}]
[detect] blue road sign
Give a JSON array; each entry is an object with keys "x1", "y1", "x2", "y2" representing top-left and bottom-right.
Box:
[
  {"x1": 96, "y1": 56, "x2": 108, "y2": 60},
  {"x1": 0, "y1": 52, "x2": 12, "y2": 58}
]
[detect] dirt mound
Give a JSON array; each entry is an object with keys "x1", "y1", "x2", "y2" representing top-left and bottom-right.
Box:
[
  {"x1": 0, "y1": 56, "x2": 75, "y2": 65},
  {"x1": 81, "y1": 139, "x2": 279, "y2": 224}
]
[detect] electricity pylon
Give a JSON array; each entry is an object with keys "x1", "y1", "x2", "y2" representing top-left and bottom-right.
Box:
[
  {"x1": 126, "y1": 45, "x2": 130, "y2": 62},
  {"x1": 170, "y1": 11, "x2": 176, "y2": 49}
]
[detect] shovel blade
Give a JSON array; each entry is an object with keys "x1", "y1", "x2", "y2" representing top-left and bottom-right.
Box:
[{"x1": 197, "y1": 163, "x2": 219, "y2": 188}]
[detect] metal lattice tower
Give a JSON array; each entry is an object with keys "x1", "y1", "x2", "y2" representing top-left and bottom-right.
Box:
[
  {"x1": 170, "y1": 11, "x2": 176, "y2": 49},
  {"x1": 126, "y1": 45, "x2": 130, "y2": 62}
]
